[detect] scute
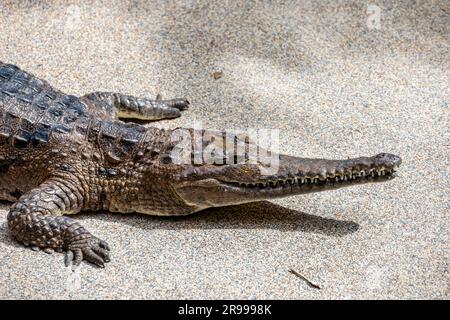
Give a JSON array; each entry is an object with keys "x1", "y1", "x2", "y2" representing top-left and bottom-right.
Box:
[
  {"x1": 0, "y1": 62, "x2": 89, "y2": 148},
  {"x1": 97, "y1": 120, "x2": 146, "y2": 162}
]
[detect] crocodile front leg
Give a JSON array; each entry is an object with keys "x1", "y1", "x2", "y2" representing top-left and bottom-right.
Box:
[
  {"x1": 82, "y1": 91, "x2": 189, "y2": 121},
  {"x1": 7, "y1": 179, "x2": 110, "y2": 268}
]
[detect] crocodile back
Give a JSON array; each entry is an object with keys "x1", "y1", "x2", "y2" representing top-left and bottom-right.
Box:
[
  {"x1": 0, "y1": 62, "x2": 148, "y2": 163},
  {"x1": 0, "y1": 62, "x2": 90, "y2": 148}
]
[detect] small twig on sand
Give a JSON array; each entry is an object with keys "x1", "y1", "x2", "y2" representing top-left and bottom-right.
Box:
[{"x1": 288, "y1": 268, "x2": 321, "y2": 290}]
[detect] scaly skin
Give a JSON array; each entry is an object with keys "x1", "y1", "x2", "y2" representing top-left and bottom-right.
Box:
[{"x1": 0, "y1": 62, "x2": 401, "y2": 268}]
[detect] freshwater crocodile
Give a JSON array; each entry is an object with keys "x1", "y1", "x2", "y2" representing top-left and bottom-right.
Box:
[{"x1": 0, "y1": 61, "x2": 401, "y2": 268}]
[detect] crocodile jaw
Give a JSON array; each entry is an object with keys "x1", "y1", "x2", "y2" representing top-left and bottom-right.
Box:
[{"x1": 174, "y1": 153, "x2": 401, "y2": 208}]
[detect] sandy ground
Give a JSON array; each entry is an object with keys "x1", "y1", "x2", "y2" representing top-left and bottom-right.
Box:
[{"x1": 0, "y1": 0, "x2": 448, "y2": 299}]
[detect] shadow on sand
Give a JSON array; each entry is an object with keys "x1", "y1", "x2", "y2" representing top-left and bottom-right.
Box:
[
  {"x1": 75, "y1": 201, "x2": 359, "y2": 237},
  {"x1": 0, "y1": 201, "x2": 359, "y2": 252}
]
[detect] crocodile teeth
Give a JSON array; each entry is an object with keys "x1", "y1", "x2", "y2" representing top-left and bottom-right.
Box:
[
  {"x1": 328, "y1": 169, "x2": 336, "y2": 178},
  {"x1": 234, "y1": 165, "x2": 397, "y2": 189},
  {"x1": 319, "y1": 170, "x2": 327, "y2": 180}
]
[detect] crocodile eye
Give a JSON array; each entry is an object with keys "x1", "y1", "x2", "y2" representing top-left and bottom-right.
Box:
[{"x1": 161, "y1": 155, "x2": 172, "y2": 164}]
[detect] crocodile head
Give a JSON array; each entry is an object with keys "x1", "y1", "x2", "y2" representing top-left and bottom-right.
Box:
[{"x1": 173, "y1": 151, "x2": 402, "y2": 210}]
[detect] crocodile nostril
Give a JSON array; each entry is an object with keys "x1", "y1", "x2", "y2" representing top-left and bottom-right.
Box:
[
  {"x1": 393, "y1": 155, "x2": 402, "y2": 166},
  {"x1": 375, "y1": 153, "x2": 402, "y2": 166}
]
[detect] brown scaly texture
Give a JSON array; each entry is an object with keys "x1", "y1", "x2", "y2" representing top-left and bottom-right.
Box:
[
  {"x1": 0, "y1": 61, "x2": 401, "y2": 268},
  {"x1": 0, "y1": 62, "x2": 190, "y2": 267}
]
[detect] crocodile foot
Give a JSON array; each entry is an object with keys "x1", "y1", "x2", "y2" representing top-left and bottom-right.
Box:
[
  {"x1": 162, "y1": 97, "x2": 190, "y2": 111},
  {"x1": 65, "y1": 233, "x2": 111, "y2": 268}
]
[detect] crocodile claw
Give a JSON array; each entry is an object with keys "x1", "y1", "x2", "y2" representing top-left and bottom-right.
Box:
[
  {"x1": 65, "y1": 234, "x2": 111, "y2": 268},
  {"x1": 166, "y1": 98, "x2": 190, "y2": 111}
]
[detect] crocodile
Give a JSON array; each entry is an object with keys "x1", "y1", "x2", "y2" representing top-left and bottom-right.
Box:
[{"x1": 0, "y1": 61, "x2": 401, "y2": 268}]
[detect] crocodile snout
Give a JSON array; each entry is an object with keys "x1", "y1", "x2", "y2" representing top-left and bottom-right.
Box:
[{"x1": 374, "y1": 153, "x2": 402, "y2": 167}]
